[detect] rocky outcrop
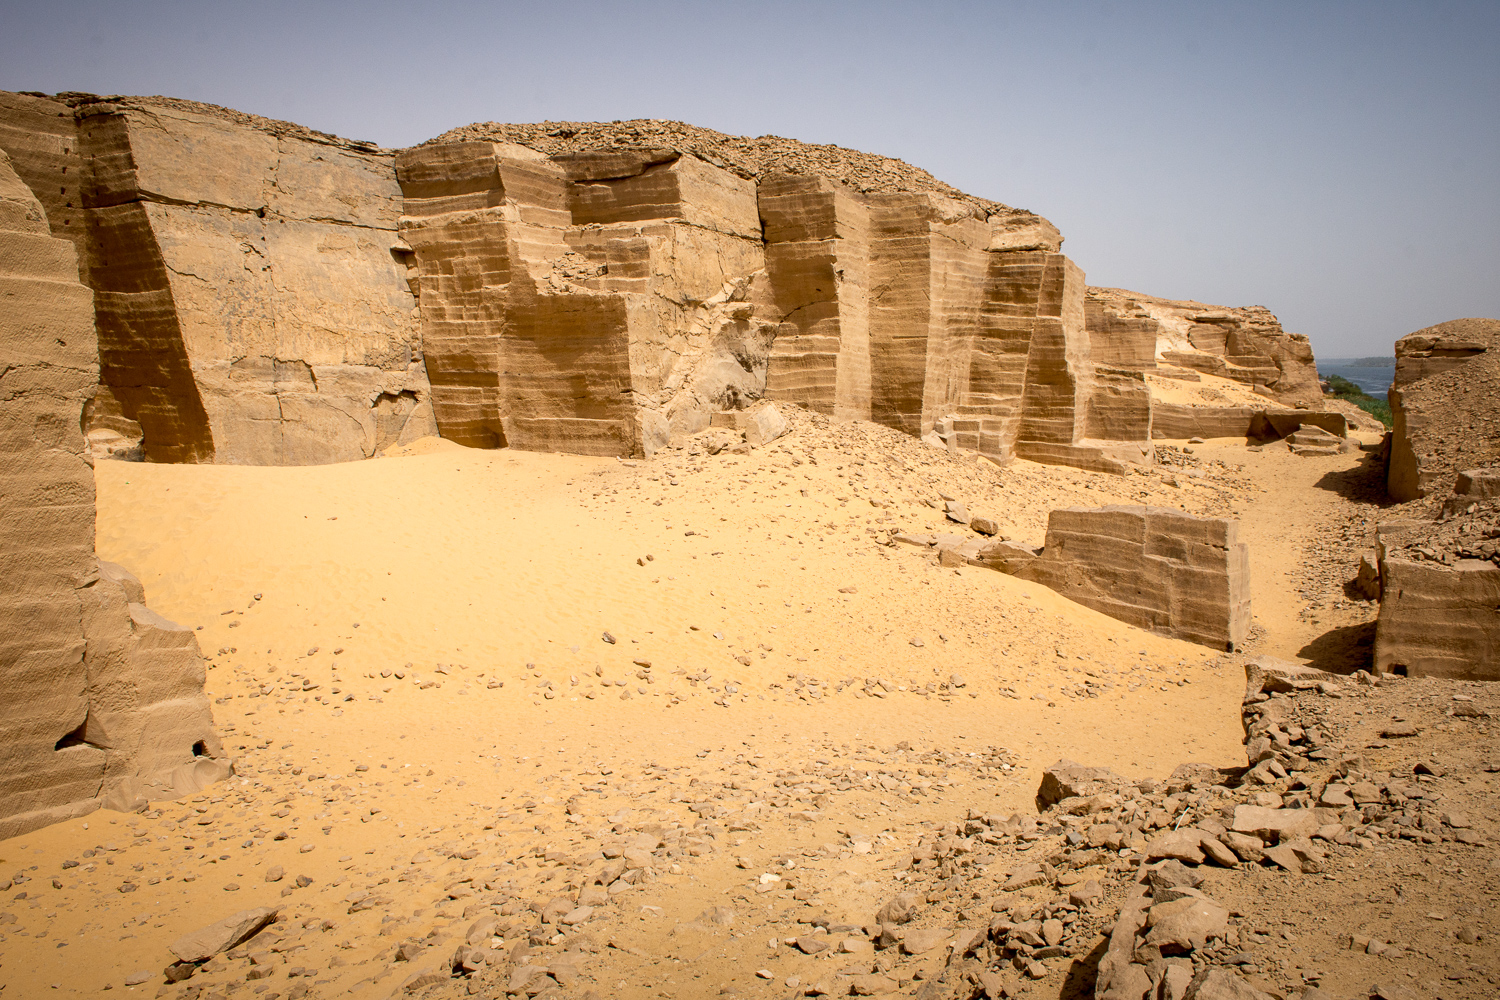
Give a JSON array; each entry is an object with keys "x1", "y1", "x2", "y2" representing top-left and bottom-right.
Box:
[
  {"x1": 759, "y1": 173, "x2": 1124, "y2": 469},
  {"x1": 992, "y1": 505, "x2": 1251, "y2": 650},
  {"x1": 1089, "y1": 286, "x2": 1321, "y2": 407},
  {"x1": 1373, "y1": 472, "x2": 1500, "y2": 680},
  {"x1": 756, "y1": 181, "x2": 1148, "y2": 472},
  {"x1": 1392, "y1": 317, "x2": 1500, "y2": 389},
  {"x1": 395, "y1": 122, "x2": 1155, "y2": 468},
  {"x1": 0, "y1": 92, "x2": 436, "y2": 465},
  {"x1": 394, "y1": 141, "x2": 772, "y2": 455},
  {"x1": 1387, "y1": 324, "x2": 1500, "y2": 501},
  {"x1": 0, "y1": 149, "x2": 223, "y2": 838},
  {"x1": 0, "y1": 94, "x2": 1329, "y2": 474}
]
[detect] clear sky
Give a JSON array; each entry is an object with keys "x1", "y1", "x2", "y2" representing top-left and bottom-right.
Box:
[{"x1": 3, "y1": 0, "x2": 1495, "y2": 358}]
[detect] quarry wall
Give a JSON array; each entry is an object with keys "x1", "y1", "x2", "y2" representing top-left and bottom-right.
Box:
[
  {"x1": 0, "y1": 148, "x2": 224, "y2": 838},
  {"x1": 0, "y1": 89, "x2": 1425, "y2": 839},
  {"x1": 1387, "y1": 319, "x2": 1500, "y2": 502},
  {"x1": 0, "y1": 91, "x2": 434, "y2": 466},
  {"x1": 0, "y1": 91, "x2": 1326, "y2": 470}
]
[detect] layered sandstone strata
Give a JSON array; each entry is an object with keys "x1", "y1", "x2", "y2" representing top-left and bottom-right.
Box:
[
  {"x1": 1374, "y1": 557, "x2": 1499, "y2": 680},
  {"x1": 1391, "y1": 317, "x2": 1500, "y2": 389},
  {"x1": 990, "y1": 505, "x2": 1251, "y2": 650},
  {"x1": 1372, "y1": 468, "x2": 1500, "y2": 679},
  {"x1": 405, "y1": 118, "x2": 1151, "y2": 470},
  {"x1": 0, "y1": 95, "x2": 1328, "y2": 474},
  {"x1": 756, "y1": 177, "x2": 1140, "y2": 472},
  {"x1": 0, "y1": 91, "x2": 435, "y2": 465},
  {"x1": 394, "y1": 142, "x2": 773, "y2": 454},
  {"x1": 1088, "y1": 286, "x2": 1322, "y2": 406},
  {"x1": 0, "y1": 149, "x2": 223, "y2": 837},
  {"x1": 393, "y1": 127, "x2": 1143, "y2": 469}
]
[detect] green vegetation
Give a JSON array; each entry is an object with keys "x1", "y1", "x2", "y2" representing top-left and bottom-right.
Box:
[{"x1": 1324, "y1": 374, "x2": 1392, "y2": 428}]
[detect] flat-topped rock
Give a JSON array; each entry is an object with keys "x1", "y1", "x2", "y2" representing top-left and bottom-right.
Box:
[{"x1": 993, "y1": 505, "x2": 1251, "y2": 650}]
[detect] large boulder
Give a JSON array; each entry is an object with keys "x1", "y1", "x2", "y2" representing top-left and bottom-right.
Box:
[
  {"x1": 1375, "y1": 555, "x2": 1500, "y2": 680},
  {"x1": 994, "y1": 506, "x2": 1251, "y2": 650},
  {"x1": 1037, "y1": 759, "x2": 1133, "y2": 809},
  {"x1": 169, "y1": 907, "x2": 279, "y2": 963}
]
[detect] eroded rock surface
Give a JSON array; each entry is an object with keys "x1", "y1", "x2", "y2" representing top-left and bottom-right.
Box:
[
  {"x1": 1392, "y1": 317, "x2": 1500, "y2": 389},
  {"x1": 0, "y1": 148, "x2": 223, "y2": 837},
  {"x1": 993, "y1": 506, "x2": 1251, "y2": 650},
  {"x1": 1089, "y1": 286, "x2": 1322, "y2": 407},
  {"x1": 0, "y1": 91, "x2": 435, "y2": 465},
  {"x1": 1387, "y1": 340, "x2": 1499, "y2": 501},
  {"x1": 394, "y1": 140, "x2": 771, "y2": 455},
  {"x1": 1, "y1": 93, "x2": 1338, "y2": 473}
]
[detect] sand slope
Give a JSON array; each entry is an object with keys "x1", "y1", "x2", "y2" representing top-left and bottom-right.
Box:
[{"x1": 0, "y1": 410, "x2": 1386, "y2": 998}]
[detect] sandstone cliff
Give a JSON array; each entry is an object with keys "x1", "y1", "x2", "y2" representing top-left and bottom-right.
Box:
[
  {"x1": 0, "y1": 92, "x2": 1331, "y2": 474},
  {"x1": 1391, "y1": 316, "x2": 1500, "y2": 389},
  {"x1": 0, "y1": 91, "x2": 436, "y2": 465},
  {"x1": 400, "y1": 120, "x2": 1144, "y2": 471},
  {"x1": 394, "y1": 140, "x2": 773, "y2": 454},
  {"x1": 1387, "y1": 345, "x2": 1500, "y2": 502},
  {"x1": 0, "y1": 148, "x2": 224, "y2": 837}
]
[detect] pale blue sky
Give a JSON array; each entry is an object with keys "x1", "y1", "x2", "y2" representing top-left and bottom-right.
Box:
[{"x1": 3, "y1": 0, "x2": 1495, "y2": 357}]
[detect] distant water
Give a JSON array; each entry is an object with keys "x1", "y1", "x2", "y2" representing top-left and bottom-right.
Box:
[{"x1": 1318, "y1": 358, "x2": 1395, "y2": 396}]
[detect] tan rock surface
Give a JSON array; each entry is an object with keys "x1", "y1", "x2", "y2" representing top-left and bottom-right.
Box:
[
  {"x1": 425, "y1": 117, "x2": 1046, "y2": 225},
  {"x1": 1375, "y1": 554, "x2": 1500, "y2": 679},
  {"x1": 1391, "y1": 316, "x2": 1500, "y2": 388},
  {"x1": 0, "y1": 91, "x2": 435, "y2": 465},
  {"x1": 0, "y1": 148, "x2": 222, "y2": 838},
  {"x1": 395, "y1": 140, "x2": 773, "y2": 456},
  {"x1": 1090, "y1": 286, "x2": 1322, "y2": 407},
  {"x1": 1375, "y1": 499, "x2": 1500, "y2": 680},
  {"x1": 1387, "y1": 343, "x2": 1500, "y2": 501},
  {"x1": 5, "y1": 94, "x2": 1332, "y2": 478},
  {"x1": 999, "y1": 505, "x2": 1251, "y2": 650}
]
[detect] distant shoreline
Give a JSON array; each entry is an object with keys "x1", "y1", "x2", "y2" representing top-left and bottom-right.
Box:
[{"x1": 1322, "y1": 356, "x2": 1395, "y2": 367}]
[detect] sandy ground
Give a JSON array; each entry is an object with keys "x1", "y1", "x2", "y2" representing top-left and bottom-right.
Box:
[{"x1": 0, "y1": 411, "x2": 1401, "y2": 999}]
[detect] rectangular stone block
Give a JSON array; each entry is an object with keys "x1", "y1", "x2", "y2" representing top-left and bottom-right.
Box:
[
  {"x1": 1005, "y1": 505, "x2": 1250, "y2": 649},
  {"x1": 1375, "y1": 557, "x2": 1500, "y2": 679}
]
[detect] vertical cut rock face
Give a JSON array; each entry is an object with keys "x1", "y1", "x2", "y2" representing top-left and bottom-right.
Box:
[
  {"x1": 758, "y1": 173, "x2": 872, "y2": 421},
  {"x1": 1375, "y1": 557, "x2": 1499, "y2": 680},
  {"x1": 394, "y1": 141, "x2": 773, "y2": 455},
  {"x1": 993, "y1": 506, "x2": 1251, "y2": 650},
  {"x1": 756, "y1": 171, "x2": 1133, "y2": 472},
  {"x1": 409, "y1": 118, "x2": 1161, "y2": 468},
  {"x1": 0, "y1": 92, "x2": 435, "y2": 465},
  {"x1": 0, "y1": 98, "x2": 1325, "y2": 472},
  {"x1": 1372, "y1": 469, "x2": 1500, "y2": 679},
  {"x1": 0, "y1": 149, "x2": 223, "y2": 838},
  {"x1": 1387, "y1": 319, "x2": 1500, "y2": 501}
]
